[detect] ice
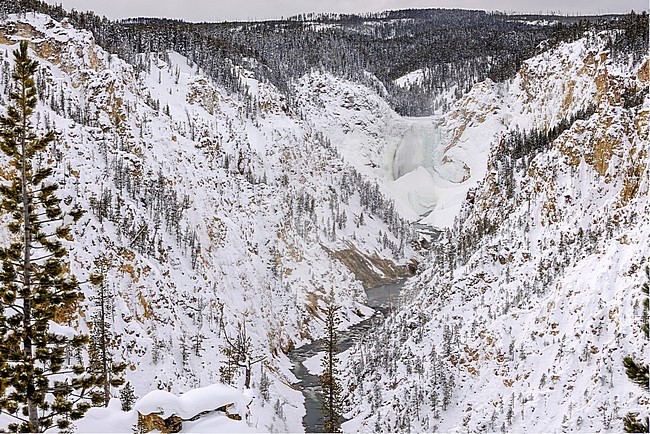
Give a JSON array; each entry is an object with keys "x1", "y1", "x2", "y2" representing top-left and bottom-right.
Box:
[{"x1": 391, "y1": 122, "x2": 439, "y2": 180}]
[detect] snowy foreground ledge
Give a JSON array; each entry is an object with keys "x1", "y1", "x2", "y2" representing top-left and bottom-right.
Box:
[{"x1": 73, "y1": 384, "x2": 253, "y2": 433}]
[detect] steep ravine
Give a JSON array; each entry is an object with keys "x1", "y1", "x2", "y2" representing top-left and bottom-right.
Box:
[{"x1": 0, "y1": 17, "x2": 414, "y2": 428}]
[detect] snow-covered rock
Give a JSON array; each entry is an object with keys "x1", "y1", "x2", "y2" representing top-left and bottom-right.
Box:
[
  {"x1": 134, "y1": 383, "x2": 250, "y2": 420},
  {"x1": 74, "y1": 386, "x2": 253, "y2": 433}
]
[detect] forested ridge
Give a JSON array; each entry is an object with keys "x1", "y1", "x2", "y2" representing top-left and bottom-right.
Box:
[{"x1": 2, "y1": 1, "x2": 647, "y2": 116}]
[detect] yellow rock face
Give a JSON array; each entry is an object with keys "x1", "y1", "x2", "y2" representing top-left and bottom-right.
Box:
[
  {"x1": 637, "y1": 58, "x2": 650, "y2": 83},
  {"x1": 137, "y1": 412, "x2": 183, "y2": 433}
]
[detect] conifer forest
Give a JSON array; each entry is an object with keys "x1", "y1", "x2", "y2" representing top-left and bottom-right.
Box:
[{"x1": 0, "y1": 0, "x2": 647, "y2": 432}]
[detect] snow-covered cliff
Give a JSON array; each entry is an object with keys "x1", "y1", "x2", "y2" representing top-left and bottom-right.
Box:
[
  {"x1": 0, "y1": 10, "x2": 647, "y2": 433},
  {"x1": 0, "y1": 13, "x2": 413, "y2": 432},
  {"x1": 341, "y1": 32, "x2": 650, "y2": 432}
]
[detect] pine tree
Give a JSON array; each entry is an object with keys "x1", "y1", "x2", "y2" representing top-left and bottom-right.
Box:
[
  {"x1": 259, "y1": 366, "x2": 271, "y2": 405},
  {"x1": 119, "y1": 382, "x2": 137, "y2": 412},
  {"x1": 320, "y1": 293, "x2": 342, "y2": 433},
  {"x1": 88, "y1": 255, "x2": 125, "y2": 406},
  {"x1": 0, "y1": 40, "x2": 103, "y2": 432},
  {"x1": 623, "y1": 266, "x2": 649, "y2": 433}
]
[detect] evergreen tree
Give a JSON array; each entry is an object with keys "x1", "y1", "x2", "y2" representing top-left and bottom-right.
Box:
[
  {"x1": 0, "y1": 40, "x2": 102, "y2": 432},
  {"x1": 119, "y1": 382, "x2": 137, "y2": 412},
  {"x1": 88, "y1": 255, "x2": 125, "y2": 406},
  {"x1": 320, "y1": 294, "x2": 342, "y2": 433},
  {"x1": 623, "y1": 266, "x2": 649, "y2": 433},
  {"x1": 259, "y1": 366, "x2": 271, "y2": 405}
]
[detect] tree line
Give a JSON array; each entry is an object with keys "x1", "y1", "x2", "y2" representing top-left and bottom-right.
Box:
[{"x1": 5, "y1": 1, "x2": 645, "y2": 117}]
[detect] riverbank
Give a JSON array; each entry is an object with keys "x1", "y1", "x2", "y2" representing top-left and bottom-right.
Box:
[{"x1": 288, "y1": 281, "x2": 405, "y2": 433}]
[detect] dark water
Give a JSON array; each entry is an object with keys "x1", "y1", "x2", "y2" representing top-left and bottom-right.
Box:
[{"x1": 288, "y1": 281, "x2": 403, "y2": 433}]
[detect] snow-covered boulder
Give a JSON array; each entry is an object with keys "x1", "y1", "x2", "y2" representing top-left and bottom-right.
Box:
[
  {"x1": 135, "y1": 383, "x2": 251, "y2": 421},
  {"x1": 74, "y1": 384, "x2": 252, "y2": 433}
]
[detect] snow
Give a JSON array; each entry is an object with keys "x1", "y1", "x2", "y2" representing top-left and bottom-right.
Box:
[
  {"x1": 181, "y1": 414, "x2": 256, "y2": 433},
  {"x1": 385, "y1": 166, "x2": 439, "y2": 220},
  {"x1": 293, "y1": 72, "x2": 478, "y2": 227},
  {"x1": 394, "y1": 69, "x2": 425, "y2": 89},
  {"x1": 294, "y1": 35, "x2": 617, "y2": 232},
  {"x1": 340, "y1": 32, "x2": 650, "y2": 432},
  {"x1": 73, "y1": 387, "x2": 253, "y2": 433},
  {"x1": 47, "y1": 320, "x2": 77, "y2": 339},
  {"x1": 515, "y1": 19, "x2": 559, "y2": 26},
  {"x1": 134, "y1": 383, "x2": 250, "y2": 420},
  {"x1": 0, "y1": 11, "x2": 645, "y2": 434},
  {"x1": 71, "y1": 400, "x2": 135, "y2": 433},
  {"x1": 0, "y1": 13, "x2": 412, "y2": 433}
]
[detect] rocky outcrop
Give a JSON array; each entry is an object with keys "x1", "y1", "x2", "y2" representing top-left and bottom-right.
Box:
[{"x1": 325, "y1": 242, "x2": 414, "y2": 288}]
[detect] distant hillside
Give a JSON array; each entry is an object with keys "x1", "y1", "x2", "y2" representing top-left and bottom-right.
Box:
[{"x1": 4, "y1": 1, "x2": 645, "y2": 116}]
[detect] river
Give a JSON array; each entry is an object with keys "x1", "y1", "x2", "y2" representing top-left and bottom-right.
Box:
[{"x1": 288, "y1": 281, "x2": 404, "y2": 433}]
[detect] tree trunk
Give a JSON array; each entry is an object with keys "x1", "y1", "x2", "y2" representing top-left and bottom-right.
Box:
[
  {"x1": 100, "y1": 285, "x2": 110, "y2": 406},
  {"x1": 244, "y1": 360, "x2": 251, "y2": 389},
  {"x1": 328, "y1": 324, "x2": 334, "y2": 426},
  {"x1": 19, "y1": 64, "x2": 38, "y2": 432}
]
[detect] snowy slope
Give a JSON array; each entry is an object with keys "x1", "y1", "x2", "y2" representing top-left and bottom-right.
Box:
[
  {"x1": 0, "y1": 12, "x2": 647, "y2": 434},
  {"x1": 0, "y1": 14, "x2": 414, "y2": 432},
  {"x1": 394, "y1": 69, "x2": 426, "y2": 89},
  {"x1": 293, "y1": 35, "x2": 606, "y2": 229},
  {"x1": 341, "y1": 33, "x2": 650, "y2": 432}
]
